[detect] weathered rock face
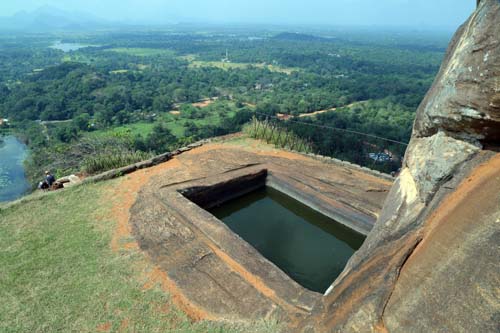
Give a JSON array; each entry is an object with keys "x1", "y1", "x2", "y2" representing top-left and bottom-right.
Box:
[
  {"x1": 383, "y1": 154, "x2": 500, "y2": 333},
  {"x1": 300, "y1": 1, "x2": 500, "y2": 332},
  {"x1": 414, "y1": 0, "x2": 500, "y2": 144}
]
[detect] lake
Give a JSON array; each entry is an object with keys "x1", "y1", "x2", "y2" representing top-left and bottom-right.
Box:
[
  {"x1": 50, "y1": 41, "x2": 90, "y2": 52},
  {"x1": 0, "y1": 136, "x2": 31, "y2": 202}
]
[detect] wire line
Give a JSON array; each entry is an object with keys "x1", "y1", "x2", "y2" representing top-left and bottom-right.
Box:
[{"x1": 253, "y1": 112, "x2": 409, "y2": 146}]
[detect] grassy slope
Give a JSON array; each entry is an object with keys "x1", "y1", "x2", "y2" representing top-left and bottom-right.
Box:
[
  {"x1": 87, "y1": 108, "x2": 228, "y2": 140},
  {"x1": 0, "y1": 181, "x2": 280, "y2": 332}
]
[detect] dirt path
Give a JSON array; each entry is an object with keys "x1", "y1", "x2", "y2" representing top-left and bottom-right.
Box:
[
  {"x1": 192, "y1": 98, "x2": 218, "y2": 108},
  {"x1": 298, "y1": 101, "x2": 366, "y2": 118}
]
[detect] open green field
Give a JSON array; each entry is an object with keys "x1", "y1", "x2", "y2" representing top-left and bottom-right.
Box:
[
  {"x1": 87, "y1": 122, "x2": 156, "y2": 139},
  {"x1": 87, "y1": 105, "x2": 232, "y2": 140},
  {"x1": 63, "y1": 47, "x2": 174, "y2": 63},
  {"x1": 106, "y1": 48, "x2": 176, "y2": 57},
  {"x1": 0, "y1": 180, "x2": 281, "y2": 332},
  {"x1": 62, "y1": 53, "x2": 93, "y2": 63},
  {"x1": 85, "y1": 119, "x2": 197, "y2": 140},
  {"x1": 188, "y1": 60, "x2": 298, "y2": 74}
]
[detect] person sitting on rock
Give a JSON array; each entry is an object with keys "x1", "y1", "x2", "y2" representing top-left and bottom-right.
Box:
[
  {"x1": 38, "y1": 180, "x2": 49, "y2": 191},
  {"x1": 45, "y1": 171, "x2": 56, "y2": 188}
]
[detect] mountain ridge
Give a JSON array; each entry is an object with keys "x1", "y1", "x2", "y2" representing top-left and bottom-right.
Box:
[{"x1": 0, "y1": 5, "x2": 112, "y2": 31}]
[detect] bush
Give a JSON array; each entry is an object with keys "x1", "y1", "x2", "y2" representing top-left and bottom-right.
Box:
[
  {"x1": 82, "y1": 151, "x2": 153, "y2": 175},
  {"x1": 243, "y1": 117, "x2": 314, "y2": 154}
]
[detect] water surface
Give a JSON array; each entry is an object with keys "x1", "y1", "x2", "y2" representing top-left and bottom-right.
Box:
[
  {"x1": 50, "y1": 41, "x2": 90, "y2": 52},
  {"x1": 0, "y1": 136, "x2": 30, "y2": 202},
  {"x1": 210, "y1": 187, "x2": 365, "y2": 293}
]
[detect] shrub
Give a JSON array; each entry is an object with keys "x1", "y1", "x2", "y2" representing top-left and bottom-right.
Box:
[
  {"x1": 243, "y1": 117, "x2": 314, "y2": 154},
  {"x1": 82, "y1": 151, "x2": 153, "y2": 175}
]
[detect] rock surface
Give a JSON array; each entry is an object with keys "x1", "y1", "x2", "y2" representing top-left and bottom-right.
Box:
[
  {"x1": 414, "y1": 0, "x2": 500, "y2": 144},
  {"x1": 384, "y1": 154, "x2": 500, "y2": 333},
  {"x1": 298, "y1": 1, "x2": 500, "y2": 331},
  {"x1": 128, "y1": 142, "x2": 391, "y2": 327}
]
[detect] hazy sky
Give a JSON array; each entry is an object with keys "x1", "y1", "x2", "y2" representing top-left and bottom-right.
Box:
[{"x1": 0, "y1": 0, "x2": 476, "y2": 28}]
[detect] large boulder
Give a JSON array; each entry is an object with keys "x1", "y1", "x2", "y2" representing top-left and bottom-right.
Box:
[
  {"x1": 413, "y1": 0, "x2": 500, "y2": 144},
  {"x1": 299, "y1": 1, "x2": 500, "y2": 332}
]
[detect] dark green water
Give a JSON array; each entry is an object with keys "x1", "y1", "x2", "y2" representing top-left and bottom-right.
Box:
[
  {"x1": 0, "y1": 136, "x2": 30, "y2": 202},
  {"x1": 209, "y1": 187, "x2": 365, "y2": 293}
]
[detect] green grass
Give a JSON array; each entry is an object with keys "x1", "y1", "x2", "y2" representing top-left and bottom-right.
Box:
[
  {"x1": 62, "y1": 54, "x2": 93, "y2": 63},
  {"x1": 164, "y1": 113, "x2": 224, "y2": 137},
  {"x1": 88, "y1": 121, "x2": 180, "y2": 140},
  {"x1": 88, "y1": 111, "x2": 226, "y2": 140},
  {"x1": 0, "y1": 181, "x2": 282, "y2": 332},
  {"x1": 188, "y1": 61, "x2": 298, "y2": 74},
  {"x1": 106, "y1": 48, "x2": 176, "y2": 57},
  {"x1": 164, "y1": 121, "x2": 186, "y2": 137},
  {"x1": 83, "y1": 151, "x2": 154, "y2": 174},
  {"x1": 87, "y1": 122, "x2": 156, "y2": 139}
]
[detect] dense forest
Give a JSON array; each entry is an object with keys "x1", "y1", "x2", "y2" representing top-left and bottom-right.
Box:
[{"x1": 0, "y1": 28, "x2": 448, "y2": 184}]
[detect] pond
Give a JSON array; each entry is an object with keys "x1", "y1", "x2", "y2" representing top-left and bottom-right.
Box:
[
  {"x1": 50, "y1": 41, "x2": 91, "y2": 52},
  {"x1": 209, "y1": 186, "x2": 366, "y2": 293},
  {"x1": 0, "y1": 136, "x2": 31, "y2": 202}
]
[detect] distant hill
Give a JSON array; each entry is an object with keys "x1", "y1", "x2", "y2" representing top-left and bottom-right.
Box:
[
  {"x1": 0, "y1": 5, "x2": 112, "y2": 32},
  {"x1": 272, "y1": 32, "x2": 332, "y2": 42}
]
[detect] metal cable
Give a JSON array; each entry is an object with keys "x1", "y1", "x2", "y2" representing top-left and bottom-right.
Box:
[{"x1": 253, "y1": 111, "x2": 409, "y2": 146}]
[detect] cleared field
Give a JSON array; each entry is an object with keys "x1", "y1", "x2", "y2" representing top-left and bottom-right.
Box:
[
  {"x1": 106, "y1": 48, "x2": 175, "y2": 57},
  {"x1": 188, "y1": 60, "x2": 298, "y2": 74},
  {"x1": 192, "y1": 98, "x2": 218, "y2": 108},
  {"x1": 109, "y1": 69, "x2": 129, "y2": 74},
  {"x1": 85, "y1": 99, "x2": 242, "y2": 145},
  {"x1": 62, "y1": 54, "x2": 92, "y2": 63},
  {"x1": 164, "y1": 121, "x2": 186, "y2": 137},
  {"x1": 164, "y1": 113, "x2": 226, "y2": 137},
  {"x1": 87, "y1": 122, "x2": 155, "y2": 139},
  {"x1": 87, "y1": 111, "x2": 225, "y2": 140}
]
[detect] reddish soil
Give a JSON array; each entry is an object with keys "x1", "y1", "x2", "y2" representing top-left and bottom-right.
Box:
[
  {"x1": 109, "y1": 158, "x2": 181, "y2": 252},
  {"x1": 142, "y1": 266, "x2": 216, "y2": 321},
  {"x1": 119, "y1": 319, "x2": 129, "y2": 331},
  {"x1": 277, "y1": 113, "x2": 292, "y2": 120},
  {"x1": 107, "y1": 157, "x2": 214, "y2": 321},
  {"x1": 298, "y1": 101, "x2": 365, "y2": 118},
  {"x1": 192, "y1": 98, "x2": 217, "y2": 108},
  {"x1": 96, "y1": 322, "x2": 111, "y2": 332}
]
